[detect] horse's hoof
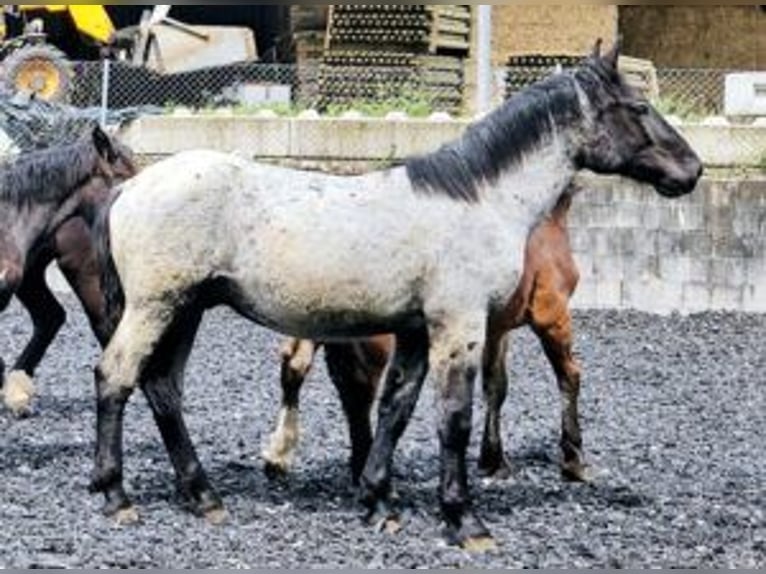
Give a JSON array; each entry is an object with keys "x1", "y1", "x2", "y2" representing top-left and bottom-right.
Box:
[
  {"x1": 205, "y1": 507, "x2": 229, "y2": 526},
  {"x1": 374, "y1": 510, "x2": 405, "y2": 536},
  {"x1": 363, "y1": 498, "x2": 401, "y2": 535},
  {"x1": 561, "y1": 462, "x2": 592, "y2": 484},
  {"x1": 462, "y1": 536, "x2": 497, "y2": 554},
  {"x1": 478, "y1": 452, "x2": 512, "y2": 482},
  {"x1": 3, "y1": 371, "x2": 36, "y2": 418},
  {"x1": 114, "y1": 506, "x2": 140, "y2": 526},
  {"x1": 263, "y1": 461, "x2": 289, "y2": 481},
  {"x1": 479, "y1": 462, "x2": 513, "y2": 484},
  {"x1": 442, "y1": 511, "x2": 494, "y2": 552}
]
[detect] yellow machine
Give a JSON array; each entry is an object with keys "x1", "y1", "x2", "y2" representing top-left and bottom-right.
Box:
[
  {"x1": 17, "y1": 5, "x2": 114, "y2": 44},
  {"x1": 1, "y1": 5, "x2": 257, "y2": 101}
]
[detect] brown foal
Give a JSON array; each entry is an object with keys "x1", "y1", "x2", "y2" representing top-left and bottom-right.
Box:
[{"x1": 263, "y1": 192, "x2": 587, "y2": 483}]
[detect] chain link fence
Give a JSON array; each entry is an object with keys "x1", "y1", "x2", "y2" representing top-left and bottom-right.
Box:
[
  {"x1": 70, "y1": 60, "x2": 752, "y2": 121},
  {"x1": 655, "y1": 68, "x2": 734, "y2": 119},
  {"x1": 506, "y1": 64, "x2": 736, "y2": 119},
  {"x1": 69, "y1": 60, "x2": 465, "y2": 116},
  {"x1": 59, "y1": 60, "x2": 764, "y2": 168}
]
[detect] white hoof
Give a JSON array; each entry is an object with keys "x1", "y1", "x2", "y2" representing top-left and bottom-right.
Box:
[
  {"x1": 2, "y1": 371, "x2": 36, "y2": 416},
  {"x1": 262, "y1": 408, "x2": 300, "y2": 474},
  {"x1": 262, "y1": 433, "x2": 295, "y2": 475}
]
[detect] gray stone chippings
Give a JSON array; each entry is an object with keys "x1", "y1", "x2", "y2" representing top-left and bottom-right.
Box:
[{"x1": 0, "y1": 296, "x2": 763, "y2": 568}]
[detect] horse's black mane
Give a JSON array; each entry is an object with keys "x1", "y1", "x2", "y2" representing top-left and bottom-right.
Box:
[
  {"x1": 406, "y1": 66, "x2": 587, "y2": 203},
  {"x1": 0, "y1": 134, "x2": 99, "y2": 207}
]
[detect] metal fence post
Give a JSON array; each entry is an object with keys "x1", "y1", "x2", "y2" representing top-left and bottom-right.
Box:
[
  {"x1": 100, "y1": 57, "x2": 111, "y2": 127},
  {"x1": 476, "y1": 5, "x2": 493, "y2": 115}
]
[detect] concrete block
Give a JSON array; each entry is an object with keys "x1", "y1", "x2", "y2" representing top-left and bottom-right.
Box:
[
  {"x1": 742, "y1": 284, "x2": 766, "y2": 312},
  {"x1": 639, "y1": 204, "x2": 663, "y2": 230},
  {"x1": 659, "y1": 255, "x2": 708, "y2": 285},
  {"x1": 708, "y1": 257, "x2": 748, "y2": 288},
  {"x1": 593, "y1": 279, "x2": 623, "y2": 309},
  {"x1": 392, "y1": 119, "x2": 466, "y2": 158},
  {"x1": 124, "y1": 116, "x2": 291, "y2": 157},
  {"x1": 567, "y1": 228, "x2": 591, "y2": 254},
  {"x1": 724, "y1": 72, "x2": 766, "y2": 116},
  {"x1": 661, "y1": 202, "x2": 705, "y2": 231},
  {"x1": 290, "y1": 118, "x2": 395, "y2": 160},
  {"x1": 572, "y1": 279, "x2": 622, "y2": 310},
  {"x1": 710, "y1": 285, "x2": 744, "y2": 311},
  {"x1": 622, "y1": 276, "x2": 683, "y2": 314},
  {"x1": 613, "y1": 201, "x2": 644, "y2": 229},
  {"x1": 682, "y1": 282, "x2": 712, "y2": 312}
]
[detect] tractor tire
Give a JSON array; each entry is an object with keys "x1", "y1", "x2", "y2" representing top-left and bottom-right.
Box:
[{"x1": 2, "y1": 44, "x2": 73, "y2": 103}]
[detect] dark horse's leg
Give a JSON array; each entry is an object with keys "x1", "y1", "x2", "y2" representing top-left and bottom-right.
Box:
[
  {"x1": 325, "y1": 338, "x2": 390, "y2": 484},
  {"x1": 262, "y1": 338, "x2": 318, "y2": 478},
  {"x1": 90, "y1": 298, "x2": 214, "y2": 522},
  {"x1": 429, "y1": 319, "x2": 494, "y2": 551},
  {"x1": 358, "y1": 327, "x2": 428, "y2": 526},
  {"x1": 140, "y1": 304, "x2": 226, "y2": 522},
  {"x1": 4, "y1": 254, "x2": 65, "y2": 416},
  {"x1": 478, "y1": 333, "x2": 512, "y2": 479}
]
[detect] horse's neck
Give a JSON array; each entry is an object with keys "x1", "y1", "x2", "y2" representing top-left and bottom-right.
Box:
[
  {"x1": 488, "y1": 138, "x2": 576, "y2": 231},
  {"x1": 10, "y1": 181, "x2": 87, "y2": 259},
  {"x1": 7, "y1": 202, "x2": 59, "y2": 259}
]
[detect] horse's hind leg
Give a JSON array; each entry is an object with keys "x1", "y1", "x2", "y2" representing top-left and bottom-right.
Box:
[
  {"x1": 91, "y1": 302, "x2": 181, "y2": 521},
  {"x1": 359, "y1": 327, "x2": 428, "y2": 527},
  {"x1": 4, "y1": 258, "x2": 65, "y2": 417},
  {"x1": 533, "y1": 312, "x2": 588, "y2": 483},
  {"x1": 141, "y1": 306, "x2": 225, "y2": 523},
  {"x1": 478, "y1": 333, "x2": 512, "y2": 480},
  {"x1": 325, "y1": 339, "x2": 389, "y2": 485},
  {"x1": 262, "y1": 338, "x2": 318, "y2": 478}
]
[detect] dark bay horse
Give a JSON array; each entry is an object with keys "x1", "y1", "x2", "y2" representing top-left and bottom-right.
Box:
[
  {"x1": 264, "y1": 192, "x2": 584, "y2": 484},
  {"x1": 0, "y1": 127, "x2": 137, "y2": 416},
  {"x1": 92, "y1": 41, "x2": 701, "y2": 549}
]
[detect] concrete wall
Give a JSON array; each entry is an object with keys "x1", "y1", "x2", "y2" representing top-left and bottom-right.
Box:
[
  {"x1": 104, "y1": 115, "x2": 766, "y2": 315},
  {"x1": 121, "y1": 114, "x2": 766, "y2": 169},
  {"x1": 569, "y1": 175, "x2": 766, "y2": 314}
]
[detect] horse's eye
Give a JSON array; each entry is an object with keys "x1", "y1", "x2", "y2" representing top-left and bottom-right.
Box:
[{"x1": 631, "y1": 102, "x2": 650, "y2": 116}]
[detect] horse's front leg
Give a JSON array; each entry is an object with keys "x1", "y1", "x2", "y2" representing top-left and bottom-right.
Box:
[
  {"x1": 263, "y1": 338, "x2": 318, "y2": 478},
  {"x1": 535, "y1": 315, "x2": 588, "y2": 482},
  {"x1": 478, "y1": 332, "x2": 512, "y2": 480},
  {"x1": 358, "y1": 326, "x2": 428, "y2": 530},
  {"x1": 430, "y1": 315, "x2": 495, "y2": 551},
  {"x1": 4, "y1": 259, "x2": 65, "y2": 417},
  {"x1": 55, "y1": 221, "x2": 114, "y2": 347}
]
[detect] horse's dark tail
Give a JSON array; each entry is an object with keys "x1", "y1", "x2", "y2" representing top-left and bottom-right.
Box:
[{"x1": 92, "y1": 189, "x2": 125, "y2": 339}]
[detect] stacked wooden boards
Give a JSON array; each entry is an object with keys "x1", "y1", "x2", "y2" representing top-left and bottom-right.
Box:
[{"x1": 317, "y1": 5, "x2": 473, "y2": 112}]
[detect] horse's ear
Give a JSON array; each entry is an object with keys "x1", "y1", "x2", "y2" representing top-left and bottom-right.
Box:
[
  {"x1": 591, "y1": 38, "x2": 603, "y2": 59},
  {"x1": 92, "y1": 125, "x2": 116, "y2": 162},
  {"x1": 604, "y1": 36, "x2": 622, "y2": 70}
]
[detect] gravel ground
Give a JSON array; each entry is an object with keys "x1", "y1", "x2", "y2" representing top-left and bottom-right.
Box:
[{"x1": 0, "y1": 296, "x2": 764, "y2": 568}]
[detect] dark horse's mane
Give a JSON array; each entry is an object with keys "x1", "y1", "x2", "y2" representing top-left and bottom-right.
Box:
[
  {"x1": 406, "y1": 65, "x2": 588, "y2": 203},
  {"x1": 0, "y1": 134, "x2": 99, "y2": 207}
]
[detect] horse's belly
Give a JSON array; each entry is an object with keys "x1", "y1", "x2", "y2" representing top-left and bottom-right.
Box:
[{"x1": 230, "y1": 243, "x2": 423, "y2": 338}]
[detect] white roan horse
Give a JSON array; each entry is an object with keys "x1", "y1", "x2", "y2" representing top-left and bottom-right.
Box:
[{"x1": 90, "y1": 41, "x2": 702, "y2": 550}]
